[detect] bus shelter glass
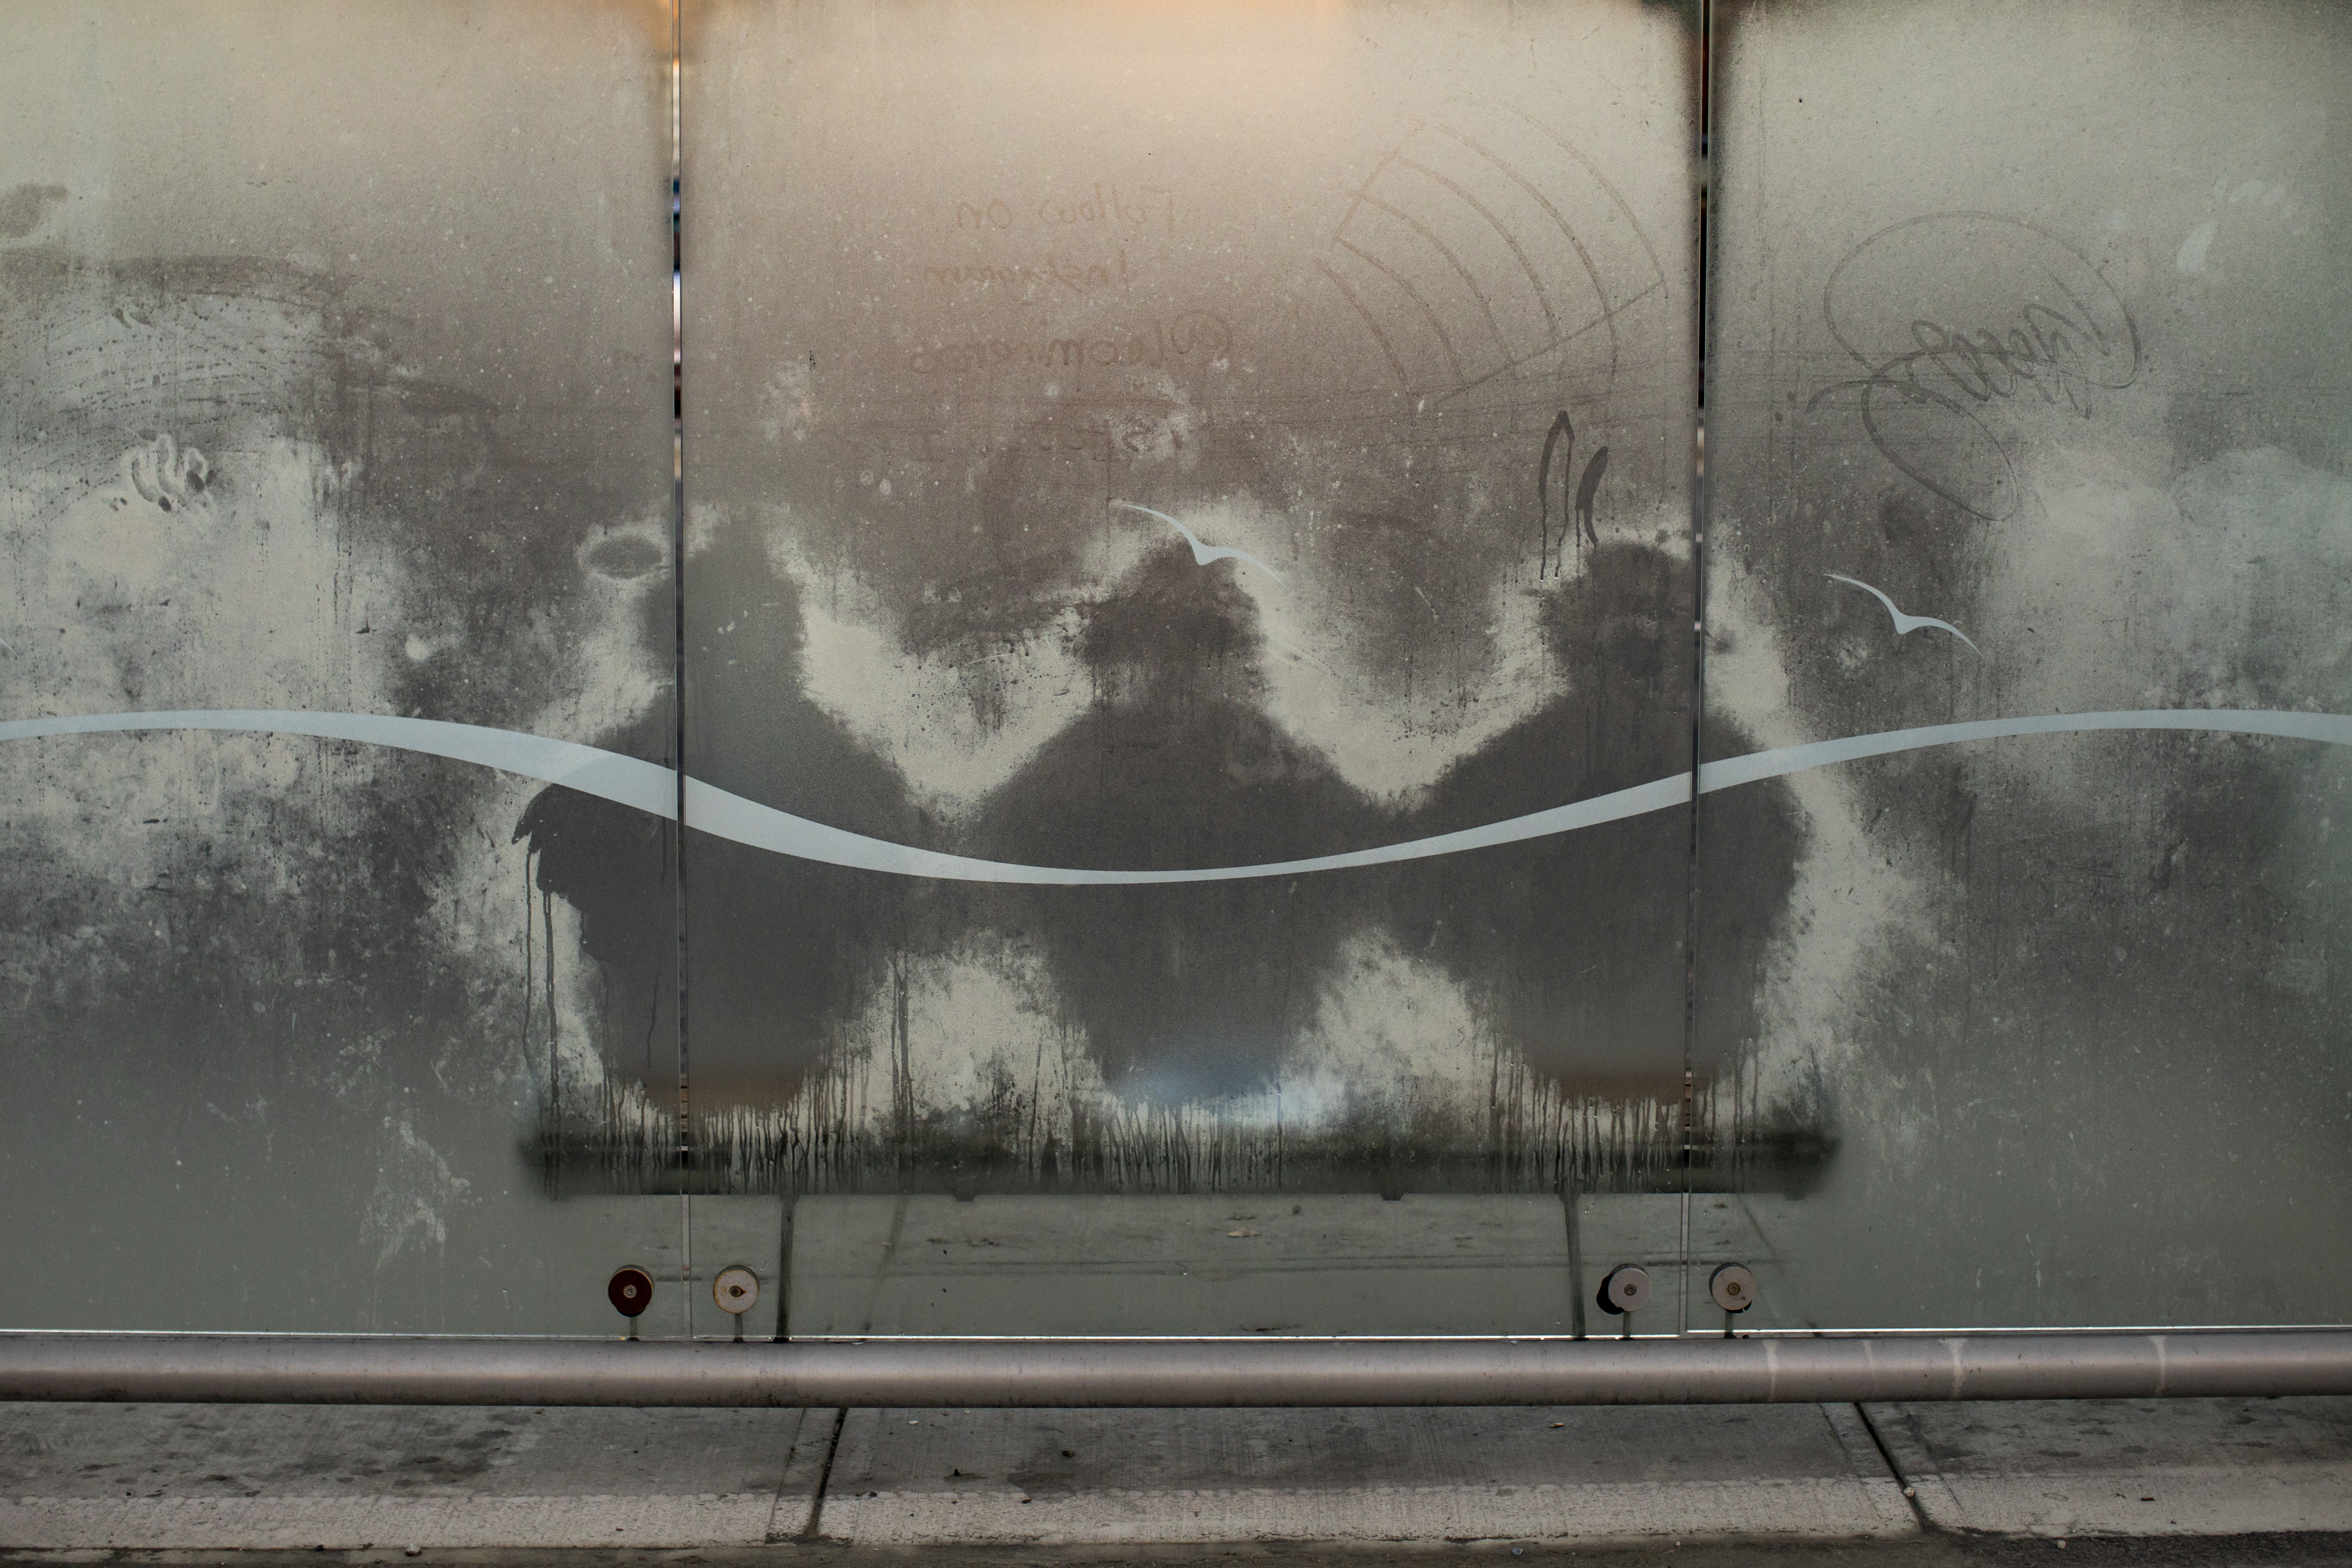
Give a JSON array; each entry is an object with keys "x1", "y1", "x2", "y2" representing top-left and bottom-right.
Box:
[
  {"x1": 0, "y1": 1, "x2": 685, "y2": 1336},
  {"x1": 1696, "y1": 0, "x2": 2352, "y2": 1329},
  {"x1": 675, "y1": 0, "x2": 1716, "y2": 1335}
]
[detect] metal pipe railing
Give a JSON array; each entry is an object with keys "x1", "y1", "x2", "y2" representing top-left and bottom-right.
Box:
[{"x1": 5, "y1": 1330, "x2": 2352, "y2": 1406}]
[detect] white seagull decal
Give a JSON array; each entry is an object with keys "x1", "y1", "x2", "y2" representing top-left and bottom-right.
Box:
[
  {"x1": 1113, "y1": 501, "x2": 1285, "y2": 586},
  {"x1": 1826, "y1": 573, "x2": 1982, "y2": 657}
]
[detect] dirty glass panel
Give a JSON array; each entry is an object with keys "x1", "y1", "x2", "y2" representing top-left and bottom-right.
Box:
[
  {"x1": 1699, "y1": 0, "x2": 2352, "y2": 1328},
  {"x1": 0, "y1": 2, "x2": 682, "y2": 1333},
  {"x1": 678, "y1": 0, "x2": 1709, "y2": 1333}
]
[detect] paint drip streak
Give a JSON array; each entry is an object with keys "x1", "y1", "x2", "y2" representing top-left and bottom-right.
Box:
[{"x1": 543, "y1": 1072, "x2": 1697, "y2": 1198}]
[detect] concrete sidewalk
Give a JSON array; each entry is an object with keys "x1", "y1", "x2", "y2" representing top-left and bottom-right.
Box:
[{"x1": 5, "y1": 1397, "x2": 2350, "y2": 1552}]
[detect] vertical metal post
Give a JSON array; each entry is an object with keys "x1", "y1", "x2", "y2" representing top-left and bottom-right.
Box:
[
  {"x1": 668, "y1": 0, "x2": 694, "y2": 1345},
  {"x1": 1562, "y1": 1172, "x2": 1587, "y2": 1341},
  {"x1": 1681, "y1": 0, "x2": 1718, "y2": 1350},
  {"x1": 774, "y1": 1191, "x2": 798, "y2": 1342},
  {"x1": 1678, "y1": 1189, "x2": 1691, "y2": 1336}
]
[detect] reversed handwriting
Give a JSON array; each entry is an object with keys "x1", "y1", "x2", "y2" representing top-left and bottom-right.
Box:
[
  {"x1": 908, "y1": 312, "x2": 1230, "y2": 376},
  {"x1": 955, "y1": 182, "x2": 1176, "y2": 236},
  {"x1": 924, "y1": 250, "x2": 1128, "y2": 299}
]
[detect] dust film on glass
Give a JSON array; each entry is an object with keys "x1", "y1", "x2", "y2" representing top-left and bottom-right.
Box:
[
  {"x1": 0, "y1": 1, "x2": 680, "y2": 1333},
  {"x1": 1698, "y1": 0, "x2": 2352, "y2": 1329},
  {"x1": 667, "y1": 0, "x2": 1715, "y2": 1332}
]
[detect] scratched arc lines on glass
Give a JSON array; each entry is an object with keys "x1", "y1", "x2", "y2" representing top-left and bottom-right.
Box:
[
  {"x1": 1316, "y1": 107, "x2": 1668, "y2": 398},
  {"x1": 4, "y1": 708, "x2": 2347, "y2": 886}
]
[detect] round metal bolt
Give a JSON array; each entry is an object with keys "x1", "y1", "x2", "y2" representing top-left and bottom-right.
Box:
[
  {"x1": 713, "y1": 1265, "x2": 761, "y2": 1316},
  {"x1": 607, "y1": 1265, "x2": 654, "y2": 1319},
  {"x1": 1709, "y1": 1263, "x2": 1758, "y2": 1314},
  {"x1": 1597, "y1": 1264, "x2": 1651, "y2": 1316}
]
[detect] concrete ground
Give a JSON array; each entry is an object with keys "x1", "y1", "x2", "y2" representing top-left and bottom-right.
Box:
[{"x1": 4, "y1": 1396, "x2": 2350, "y2": 1556}]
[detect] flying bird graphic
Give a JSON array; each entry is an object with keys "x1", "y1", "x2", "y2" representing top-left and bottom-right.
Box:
[
  {"x1": 1826, "y1": 573, "x2": 1982, "y2": 657},
  {"x1": 1113, "y1": 501, "x2": 1285, "y2": 586}
]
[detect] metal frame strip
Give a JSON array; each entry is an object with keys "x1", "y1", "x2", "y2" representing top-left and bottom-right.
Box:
[{"x1": 7, "y1": 1331, "x2": 2352, "y2": 1406}]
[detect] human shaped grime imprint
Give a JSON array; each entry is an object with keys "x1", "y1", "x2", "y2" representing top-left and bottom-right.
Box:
[
  {"x1": 518, "y1": 60, "x2": 1798, "y2": 1188},
  {"x1": 518, "y1": 450, "x2": 1807, "y2": 1191}
]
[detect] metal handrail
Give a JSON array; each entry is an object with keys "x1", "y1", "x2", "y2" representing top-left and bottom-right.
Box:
[{"x1": 6, "y1": 1329, "x2": 2352, "y2": 1406}]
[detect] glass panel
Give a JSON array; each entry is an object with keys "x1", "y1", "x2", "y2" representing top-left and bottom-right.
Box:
[
  {"x1": 1699, "y1": 0, "x2": 2352, "y2": 1328},
  {"x1": 680, "y1": 0, "x2": 1703, "y2": 1333},
  {"x1": 0, "y1": 2, "x2": 679, "y2": 1333}
]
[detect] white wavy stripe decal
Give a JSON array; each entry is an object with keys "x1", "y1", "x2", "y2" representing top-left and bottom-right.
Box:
[
  {"x1": 1695, "y1": 709, "x2": 2352, "y2": 791},
  {"x1": 5, "y1": 707, "x2": 2348, "y2": 885},
  {"x1": 683, "y1": 771, "x2": 1690, "y2": 885},
  {"x1": 0, "y1": 709, "x2": 681, "y2": 819}
]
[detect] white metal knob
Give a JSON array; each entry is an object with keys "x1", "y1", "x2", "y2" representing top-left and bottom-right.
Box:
[
  {"x1": 1710, "y1": 1263, "x2": 1758, "y2": 1314},
  {"x1": 1597, "y1": 1265, "x2": 1651, "y2": 1315},
  {"x1": 713, "y1": 1265, "x2": 761, "y2": 1316}
]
